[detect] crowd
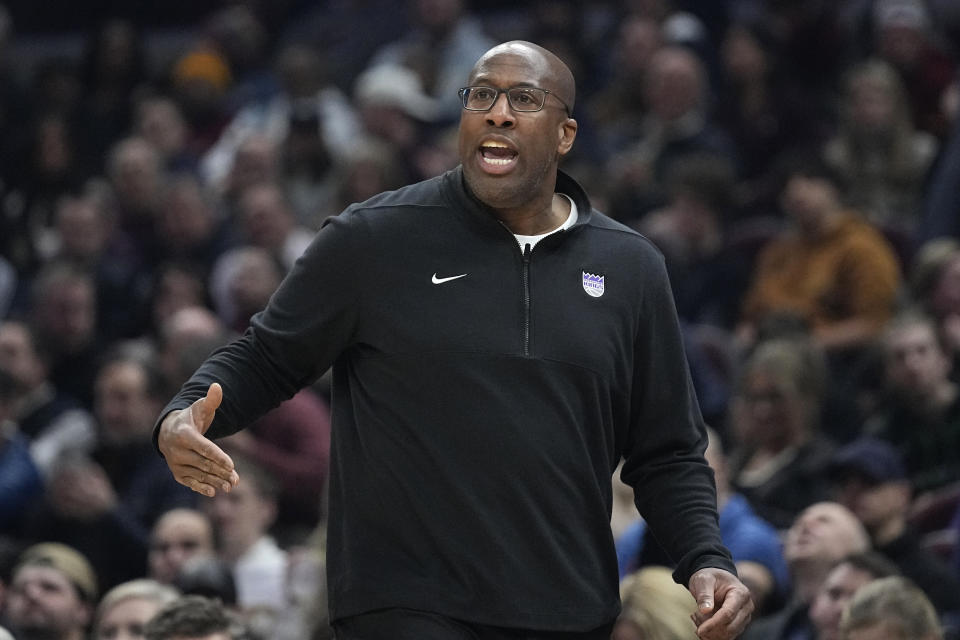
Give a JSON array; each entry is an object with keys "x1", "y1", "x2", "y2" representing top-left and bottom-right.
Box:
[{"x1": 1, "y1": 0, "x2": 960, "y2": 639}]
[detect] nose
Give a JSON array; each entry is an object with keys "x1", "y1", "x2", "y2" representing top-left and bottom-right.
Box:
[{"x1": 485, "y1": 92, "x2": 515, "y2": 128}]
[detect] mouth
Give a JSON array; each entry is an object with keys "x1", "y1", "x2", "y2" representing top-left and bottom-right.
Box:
[{"x1": 477, "y1": 139, "x2": 518, "y2": 174}]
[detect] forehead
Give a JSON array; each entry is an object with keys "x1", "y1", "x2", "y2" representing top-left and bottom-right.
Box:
[
  {"x1": 155, "y1": 513, "x2": 207, "y2": 539},
  {"x1": 470, "y1": 50, "x2": 553, "y2": 88},
  {"x1": 14, "y1": 564, "x2": 75, "y2": 590}
]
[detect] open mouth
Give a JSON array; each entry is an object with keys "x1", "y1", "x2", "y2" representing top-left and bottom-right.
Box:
[{"x1": 478, "y1": 140, "x2": 518, "y2": 172}]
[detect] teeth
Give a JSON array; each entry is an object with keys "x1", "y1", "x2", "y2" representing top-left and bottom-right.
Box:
[
  {"x1": 481, "y1": 141, "x2": 509, "y2": 148},
  {"x1": 482, "y1": 157, "x2": 514, "y2": 165}
]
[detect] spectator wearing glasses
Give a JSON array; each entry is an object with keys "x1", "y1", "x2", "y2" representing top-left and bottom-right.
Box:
[{"x1": 155, "y1": 40, "x2": 752, "y2": 639}]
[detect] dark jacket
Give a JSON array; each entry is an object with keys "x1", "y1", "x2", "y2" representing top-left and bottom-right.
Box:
[{"x1": 158, "y1": 167, "x2": 733, "y2": 630}]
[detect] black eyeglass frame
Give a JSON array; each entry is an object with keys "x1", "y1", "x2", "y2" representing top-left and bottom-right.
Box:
[{"x1": 458, "y1": 85, "x2": 572, "y2": 116}]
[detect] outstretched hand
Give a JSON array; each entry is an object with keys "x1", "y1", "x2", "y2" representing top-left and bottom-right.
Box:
[
  {"x1": 157, "y1": 382, "x2": 239, "y2": 497},
  {"x1": 688, "y1": 567, "x2": 754, "y2": 639}
]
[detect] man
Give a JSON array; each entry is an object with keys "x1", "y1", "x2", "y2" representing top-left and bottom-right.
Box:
[
  {"x1": 742, "y1": 502, "x2": 871, "y2": 639},
  {"x1": 144, "y1": 595, "x2": 238, "y2": 640},
  {"x1": 808, "y1": 552, "x2": 900, "y2": 640},
  {"x1": 839, "y1": 576, "x2": 944, "y2": 640},
  {"x1": 3, "y1": 543, "x2": 98, "y2": 640},
  {"x1": 156, "y1": 41, "x2": 752, "y2": 639},
  {"x1": 866, "y1": 309, "x2": 960, "y2": 494},
  {"x1": 828, "y1": 436, "x2": 960, "y2": 615},
  {"x1": 149, "y1": 508, "x2": 215, "y2": 585}
]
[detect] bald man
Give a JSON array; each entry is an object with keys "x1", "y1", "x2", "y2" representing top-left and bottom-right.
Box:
[{"x1": 156, "y1": 41, "x2": 752, "y2": 639}]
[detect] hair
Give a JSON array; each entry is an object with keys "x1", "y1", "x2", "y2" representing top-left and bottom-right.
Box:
[
  {"x1": 909, "y1": 238, "x2": 960, "y2": 309},
  {"x1": 95, "y1": 580, "x2": 180, "y2": 635},
  {"x1": 838, "y1": 551, "x2": 900, "y2": 580},
  {"x1": 739, "y1": 337, "x2": 828, "y2": 405},
  {"x1": 231, "y1": 453, "x2": 280, "y2": 503},
  {"x1": 144, "y1": 596, "x2": 233, "y2": 640},
  {"x1": 618, "y1": 566, "x2": 699, "y2": 640},
  {"x1": 881, "y1": 307, "x2": 949, "y2": 356},
  {"x1": 839, "y1": 576, "x2": 942, "y2": 639}
]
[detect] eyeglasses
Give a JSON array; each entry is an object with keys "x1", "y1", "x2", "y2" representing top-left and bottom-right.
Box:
[{"x1": 458, "y1": 86, "x2": 571, "y2": 115}]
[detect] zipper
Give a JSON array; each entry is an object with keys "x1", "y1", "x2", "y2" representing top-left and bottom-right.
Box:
[{"x1": 522, "y1": 243, "x2": 531, "y2": 356}]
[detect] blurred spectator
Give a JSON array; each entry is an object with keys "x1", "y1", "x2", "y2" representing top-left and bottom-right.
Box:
[
  {"x1": 168, "y1": 48, "x2": 232, "y2": 154},
  {"x1": 201, "y1": 43, "x2": 359, "y2": 205},
  {"x1": 3, "y1": 542, "x2": 98, "y2": 640},
  {"x1": 0, "y1": 320, "x2": 95, "y2": 478},
  {"x1": 828, "y1": 436, "x2": 960, "y2": 615},
  {"x1": 143, "y1": 595, "x2": 241, "y2": 640},
  {"x1": 616, "y1": 427, "x2": 789, "y2": 613},
  {"x1": 0, "y1": 368, "x2": 42, "y2": 532},
  {"x1": 133, "y1": 96, "x2": 198, "y2": 175},
  {"x1": 839, "y1": 575, "x2": 944, "y2": 640},
  {"x1": 352, "y1": 63, "x2": 452, "y2": 185},
  {"x1": 236, "y1": 182, "x2": 314, "y2": 273},
  {"x1": 143, "y1": 263, "x2": 211, "y2": 343},
  {"x1": 587, "y1": 14, "x2": 662, "y2": 158},
  {"x1": 865, "y1": 310, "x2": 960, "y2": 494},
  {"x1": 220, "y1": 135, "x2": 281, "y2": 220},
  {"x1": 909, "y1": 238, "x2": 960, "y2": 360},
  {"x1": 28, "y1": 262, "x2": 101, "y2": 407},
  {"x1": 156, "y1": 306, "x2": 232, "y2": 398},
  {"x1": 636, "y1": 152, "x2": 750, "y2": 330},
  {"x1": 823, "y1": 58, "x2": 938, "y2": 236},
  {"x1": 716, "y1": 21, "x2": 829, "y2": 214},
  {"x1": 77, "y1": 19, "x2": 148, "y2": 172},
  {"x1": 727, "y1": 337, "x2": 836, "y2": 529},
  {"x1": 93, "y1": 579, "x2": 179, "y2": 640},
  {"x1": 51, "y1": 183, "x2": 149, "y2": 339},
  {"x1": 153, "y1": 173, "x2": 237, "y2": 275},
  {"x1": 22, "y1": 350, "x2": 195, "y2": 590},
  {"x1": 366, "y1": 0, "x2": 495, "y2": 122},
  {"x1": 606, "y1": 45, "x2": 737, "y2": 224},
  {"x1": 737, "y1": 153, "x2": 902, "y2": 363},
  {"x1": 148, "y1": 509, "x2": 214, "y2": 586},
  {"x1": 208, "y1": 247, "x2": 283, "y2": 334},
  {"x1": 203, "y1": 6, "x2": 274, "y2": 113},
  {"x1": 105, "y1": 137, "x2": 165, "y2": 262},
  {"x1": 808, "y1": 551, "x2": 901, "y2": 640},
  {"x1": 741, "y1": 502, "x2": 870, "y2": 640},
  {"x1": 170, "y1": 555, "x2": 237, "y2": 608},
  {"x1": 204, "y1": 455, "x2": 288, "y2": 637},
  {"x1": 870, "y1": 0, "x2": 956, "y2": 139},
  {"x1": 613, "y1": 566, "x2": 698, "y2": 640}
]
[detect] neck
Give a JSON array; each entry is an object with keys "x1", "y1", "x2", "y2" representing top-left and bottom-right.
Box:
[
  {"x1": 499, "y1": 193, "x2": 570, "y2": 236},
  {"x1": 793, "y1": 560, "x2": 832, "y2": 603}
]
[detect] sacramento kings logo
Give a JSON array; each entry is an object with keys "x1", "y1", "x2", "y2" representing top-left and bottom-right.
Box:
[{"x1": 582, "y1": 271, "x2": 604, "y2": 297}]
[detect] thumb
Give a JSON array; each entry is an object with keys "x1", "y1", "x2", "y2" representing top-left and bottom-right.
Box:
[
  {"x1": 190, "y1": 382, "x2": 223, "y2": 434},
  {"x1": 692, "y1": 573, "x2": 716, "y2": 613}
]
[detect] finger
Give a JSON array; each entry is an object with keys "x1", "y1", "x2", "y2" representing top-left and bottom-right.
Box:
[
  {"x1": 691, "y1": 575, "x2": 717, "y2": 614},
  {"x1": 696, "y1": 605, "x2": 752, "y2": 639},
  {"x1": 189, "y1": 382, "x2": 223, "y2": 434},
  {"x1": 178, "y1": 472, "x2": 224, "y2": 498},
  {"x1": 172, "y1": 445, "x2": 238, "y2": 490}
]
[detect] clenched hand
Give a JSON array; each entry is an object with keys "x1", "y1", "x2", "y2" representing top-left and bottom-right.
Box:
[
  {"x1": 689, "y1": 567, "x2": 754, "y2": 639},
  {"x1": 157, "y1": 382, "x2": 239, "y2": 497}
]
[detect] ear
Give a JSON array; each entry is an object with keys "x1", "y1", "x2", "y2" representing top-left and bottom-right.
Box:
[{"x1": 557, "y1": 117, "x2": 578, "y2": 157}]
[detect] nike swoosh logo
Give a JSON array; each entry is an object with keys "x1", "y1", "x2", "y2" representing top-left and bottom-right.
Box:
[{"x1": 431, "y1": 273, "x2": 468, "y2": 284}]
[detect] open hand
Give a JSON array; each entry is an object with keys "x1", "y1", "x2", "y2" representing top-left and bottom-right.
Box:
[{"x1": 157, "y1": 383, "x2": 239, "y2": 497}]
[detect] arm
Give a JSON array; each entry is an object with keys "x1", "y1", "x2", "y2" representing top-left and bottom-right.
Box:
[
  {"x1": 621, "y1": 253, "x2": 752, "y2": 638},
  {"x1": 155, "y1": 214, "x2": 362, "y2": 496}
]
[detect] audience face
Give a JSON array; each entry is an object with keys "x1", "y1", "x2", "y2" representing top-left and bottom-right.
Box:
[
  {"x1": 809, "y1": 562, "x2": 878, "y2": 640},
  {"x1": 238, "y1": 184, "x2": 294, "y2": 251},
  {"x1": 149, "y1": 510, "x2": 215, "y2": 584},
  {"x1": 783, "y1": 503, "x2": 869, "y2": 569},
  {"x1": 780, "y1": 174, "x2": 840, "y2": 231},
  {"x1": 94, "y1": 360, "x2": 159, "y2": 446},
  {"x1": 833, "y1": 475, "x2": 909, "y2": 535},
  {"x1": 883, "y1": 319, "x2": 952, "y2": 402},
  {"x1": 4, "y1": 565, "x2": 90, "y2": 640},
  {"x1": 206, "y1": 476, "x2": 275, "y2": 559},
  {"x1": 95, "y1": 597, "x2": 165, "y2": 640},
  {"x1": 136, "y1": 98, "x2": 188, "y2": 160},
  {"x1": 0, "y1": 322, "x2": 46, "y2": 392},
  {"x1": 109, "y1": 138, "x2": 163, "y2": 213},
  {"x1": 644, "y1": 47, "x2": 705, "y2": 122},
  {"x1": 33, "y1": 272, "x2": 97, "y2": 356},
  {"x1": 157, "y1": 178, "x2": 216, "y2": 252},
  {"x1": 55, "y1": 197, "x2": 110, "y2": 262},
  {"x1": 735, "y1": 367, "x2": 804, "y2": 450}
]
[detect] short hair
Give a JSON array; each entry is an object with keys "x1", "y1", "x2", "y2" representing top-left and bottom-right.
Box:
[
  {"x1": 838, "y1": 551, "x2": 900, "y2": 580},
  {"x1": 95, "y1": 580, "x2": 179, "y2": 633},
  {"x1": 839, "y1": 576, "x2": 942, "y2": 639},
  {"x1": 144, "y1": 596, "x2": 233, "y2": 640}
]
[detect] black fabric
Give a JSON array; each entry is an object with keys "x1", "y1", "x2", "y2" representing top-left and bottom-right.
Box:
[
  {"x1": 158, "y1": 166, "x2": 733, "y2": 630},
  {"x1": 333, "y1": 608, "x2": 614, "y2": 640}
]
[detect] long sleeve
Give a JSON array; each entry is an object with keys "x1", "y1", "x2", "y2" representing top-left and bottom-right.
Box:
[{"x1": 620, "y1": 253, "x2": 735, "y2": 586}]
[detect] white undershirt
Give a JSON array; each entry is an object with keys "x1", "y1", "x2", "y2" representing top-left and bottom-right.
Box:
[{"x1": 513, "y1": 194, "x2": 578, "y2": 250}]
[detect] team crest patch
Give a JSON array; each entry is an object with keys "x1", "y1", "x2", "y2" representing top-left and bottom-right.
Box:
[{"x1": 582, "y1": 271, "x2": 604, "y2": 297}]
